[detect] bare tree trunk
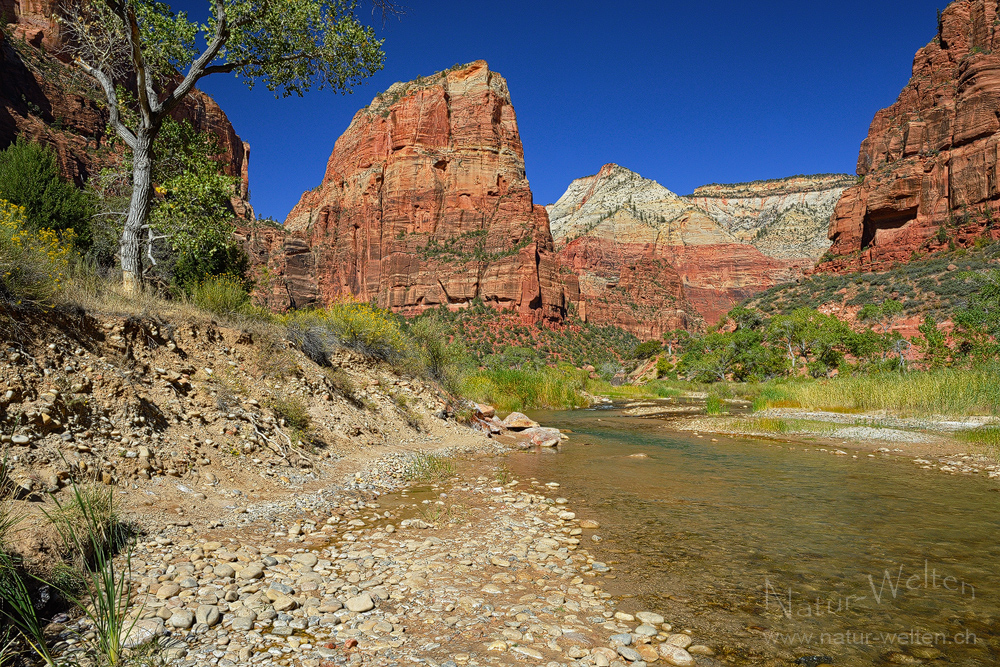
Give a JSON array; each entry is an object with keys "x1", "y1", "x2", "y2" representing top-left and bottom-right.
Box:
[{"x1": 121, "y1": 131, "x2": 154, "y2": 293}]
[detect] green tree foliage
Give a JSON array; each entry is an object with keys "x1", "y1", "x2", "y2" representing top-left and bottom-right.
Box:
[
  {"x1": 914, "y1": 316, "x2": 950, "y2": 368},
  {"x1": 150, "y1": 120, "x2": 248, "y2": 288},
  {"x1": 632, "y1": 340, "x2": 662, "y2": 359},
  {"x1": 953, "y1": 269, "x2": 1000, "y2": 360},
  {"x1": 91, "y1": 118, "x2": 249, "y2": 288},
  {"x1": 0, "y1": 138, "x2": 94, "y2": 246},
  {"x1": 60, "y1": 0, "x2": 386, "y2": 290}
]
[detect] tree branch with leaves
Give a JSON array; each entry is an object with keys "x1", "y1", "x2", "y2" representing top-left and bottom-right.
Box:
[{"x1": 59, "y1": 0, "x2": 386, "y2": 291}]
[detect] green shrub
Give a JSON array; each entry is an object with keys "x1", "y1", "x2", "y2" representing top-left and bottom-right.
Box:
[
  {"x1": 409, "y1": 317, "x2": 470, "y2": 392},
  {"x1": 0, "y1": 137, "x2": 94, "y2": 247},
  {"x1": 633, "y1": 340, "x2": 662, "y2": 359},
  {"x1": 656, "y1": 356, "x2": 674, "y2": 378},
  {"x1": 268, "y1": 395, "x2": 311, "y2": 431},
  {"x1": 190, "y1": 274, "x2": 253, "y2": 317}
]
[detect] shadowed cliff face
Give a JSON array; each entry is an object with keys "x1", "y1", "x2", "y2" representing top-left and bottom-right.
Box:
[
  {"x1": 822, "y1": 0, "x2": 1000, "y2": 272},
  {"x1": 0, "y1": 0, "x2": 250, "y2": 207},
  {"x1": 252, "y1": 61, "x2": 570, "y2": 322},
  {"x1": 547, "y1": 165, "x2": 846, "y2": 332}
]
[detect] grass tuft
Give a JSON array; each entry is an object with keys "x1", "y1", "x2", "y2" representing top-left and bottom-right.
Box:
[{"x1": 404, "y1": 453, "x2": 454, "y2": 482}]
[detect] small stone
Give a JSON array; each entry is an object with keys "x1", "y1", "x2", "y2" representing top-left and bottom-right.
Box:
[
  {"x1": 510, "y1": 646, "x2": 543, "y2": 659},
  {"x1": 664, "y1": 634, "x2": 691, "y2": 649},
  {"x1": 657, "y1": 644, "x2": 694, "y2": 667},
  {"x1": 272, "y1": 596, "x2": 298, "y2": 612},
  {"x1": 213, "y1": 564, "x2": 235, "y2": 579},
  {"x1": 687, "y1": 645, "x2": 714, "y2": 656},
  {"x1": 292, "y1": 553, "x2": 318, "y2": 568},
  {"x1": 344, "y1": 593, "x2": 374, "y2": 613},
  {"x1": 11, "y1": 435, "x2": 30, "y2": 446},
  {"x1": 635, "y1": 612, "x2": 664, "y2": 625},
  {"x1": 613, "y1": 611, "x2": 634, "y2": 622},
  {"x1": 168, "y1": 610, "x2": 195, "y2": 629},
  {"x1": 239, "y1": 563, "x2": 265, "y2": 580},
  {"x1": 617, "y1": 647, "x2": 642, "y2": 662},
  {"x1": 196, "y1": 605, "x2": 220, "y2": 627},
  {"x1": 579, "y1": 519, "x2": 600, "y2": 529},
  {"x1": 156, "y1": 583, "x2": 181, "y2": 599},
  {"x1": 230, "y1": 616, "x2": 254, "y2": 631}
]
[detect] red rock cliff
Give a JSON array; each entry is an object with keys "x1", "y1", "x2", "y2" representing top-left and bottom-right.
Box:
[
  {"x1": 1, "y1": 2, "x2": 250, "y2": 206},
  {"x1": 823, "y1": 0, "x2": 1000, "y2": 271},
  {"x1": 255, "y1": 61, "x2": 568, "y2": 321}
]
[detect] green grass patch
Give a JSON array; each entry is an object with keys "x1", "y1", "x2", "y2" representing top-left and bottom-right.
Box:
[
  {"x1": 731, "y1": 417, "x2": 790, "y2": 434},
  {"x1": 404, "y1": 453, "x2": 455, "y2": 482},
  {"x1": 772, "y1": 367, "x2": 1000, "y2": 417},
  {"x1": 955, "y1": 425, "x2": 1000, "y2": 453},
  {"x1": 460, "y1": 365, "x2": 589, "y2": 412},
  {"x1": 705, "y1": 394, "x2": 728, "y2": 415}
]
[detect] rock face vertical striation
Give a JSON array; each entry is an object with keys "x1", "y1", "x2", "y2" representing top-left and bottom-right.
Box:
[
  {"x1": 823, "y1": 0, "x2": 1000, "y2": 271},
  {"x1": 259, "y1": 61, "x2": 568, "y2": 321}
]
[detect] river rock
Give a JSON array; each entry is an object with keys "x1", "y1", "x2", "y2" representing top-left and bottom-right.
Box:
[
  {"x1": 658, "y1": 644, "x2": 695, "y2": 666},
  {"x1": 345, "y1": 593, "x2": 375, "y2": 612},
  {"x1": 617, "y1": 646, "x2": 642, "y2": 662},
  {"x1": 665, "y1": 634, "x2": 692, "y2": 648},
  {"x1": 195, "y1": 605, "x2": 220, "y2": 627},
  {"x1": 168, "y1": 609, "x2": 195, "y2": 629},
  {"x1": 635, "y1": 611, "x2": 663, "y2": 624},
  {"x1": 502, "y1": 412, "x2": 539, "y2": 430},
  {"x1": 239, "y1": 563, "x2": 264, "y2": 580}
]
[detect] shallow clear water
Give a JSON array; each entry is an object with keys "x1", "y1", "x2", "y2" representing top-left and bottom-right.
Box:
[{"x1": 506, "y1": 404, "x2": 1000, "y2": 666}]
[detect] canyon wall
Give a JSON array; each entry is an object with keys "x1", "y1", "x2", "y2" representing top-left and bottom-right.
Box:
[
  {"x1": 547, "y1": 165, "x2": 844, "y2": 332},
  {"x1": 1, "y1": 1, "x2": 250, "y2": 206},
  {"x1": 255, "y1": 61, "x2": 569, "y2": 322},
  {"x1": 822, "y1": 0, "x2": 1000, "y2": 271},
  {"x1": 688, "y1": 174, "x2": 853, "y2": 261}
]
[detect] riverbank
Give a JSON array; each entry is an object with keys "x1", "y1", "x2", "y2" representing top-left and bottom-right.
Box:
[
  {"x1": 49, "y1": 436, "x2": 720, "y2": 667},
  {"x1": 619, "y1": 398, "x2": 1000, "y2": 481}
]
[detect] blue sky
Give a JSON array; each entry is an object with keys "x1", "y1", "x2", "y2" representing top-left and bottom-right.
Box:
[{"x1": 194, "y1": 0, "x2": 945, "y2": 220}]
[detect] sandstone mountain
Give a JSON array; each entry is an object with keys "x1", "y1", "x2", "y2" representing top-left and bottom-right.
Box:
[
  {"x1": 822, "y1": 0, "x2": 1000, "y2": 272},
  {"x1": 0, "y1": 0, "x2": 250, "y2": 207},
  {"x1": 250, "y1": 61, "x2": 569, "y2": 322},
  {"x1": 547, "y1": 165, "x2": 848, "y2": 332},
  {"x1": 688, "y1": 174, "x2": 854, "y2": 261}
]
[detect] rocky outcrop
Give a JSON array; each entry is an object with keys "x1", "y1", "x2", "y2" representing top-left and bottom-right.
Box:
[
  {"x1": 687, "y1": 174, "x2": 854, "y2": 261},
  {"x1": 822, "y1": 0, "x2": 1000, "y2": 271},
  {"x1": 548, "y1": 164, "x2": 820, "y2": 331},
  {"x1": 258, "y1": 61, "x2": 568, "y2": 322},
  {"x1": 1, "y1": 5, "x2": 250, "y2": 205}
]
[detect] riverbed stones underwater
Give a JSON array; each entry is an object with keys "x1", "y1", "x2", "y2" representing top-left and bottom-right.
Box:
[{"x1": 47, "y1": 445, "x2": 715, "y2": 667}]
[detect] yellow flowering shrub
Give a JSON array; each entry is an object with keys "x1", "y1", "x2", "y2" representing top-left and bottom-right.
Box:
[
  {"x1": 281, "y1": 297, "x2": 410, "y2": 362},
  {"x1": 0, "y1": 199, "x2": 75, "y2": 305}
]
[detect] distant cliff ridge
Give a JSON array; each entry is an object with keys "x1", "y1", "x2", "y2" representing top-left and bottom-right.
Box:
[
  {"x1": 251, "y1": 61, "x2": 570, "y2": 322},
  {"x1": 547, "y1": 165, "x2": 849, "y2": 332},
  {"x1": 687, "y1": 174, "x2": 853, "y2": 262}
]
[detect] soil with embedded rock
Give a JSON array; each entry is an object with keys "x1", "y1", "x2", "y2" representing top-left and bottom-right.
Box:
[
  {"x1": 246, "y1": 61, "x2": 569, "y2": 324},
  {"x1": 822, "y1": 0, "x2": 1000, "y2": 272}
]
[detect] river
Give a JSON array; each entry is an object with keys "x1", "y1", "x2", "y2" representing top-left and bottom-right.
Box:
[{"x1": 503, "y1": 403, "x2": 1000, "y2": 666}]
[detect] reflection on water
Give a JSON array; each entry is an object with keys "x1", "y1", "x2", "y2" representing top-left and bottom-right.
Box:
[{"x1": 505, "y1": 405, "x2": 1000, "y2": 666}]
